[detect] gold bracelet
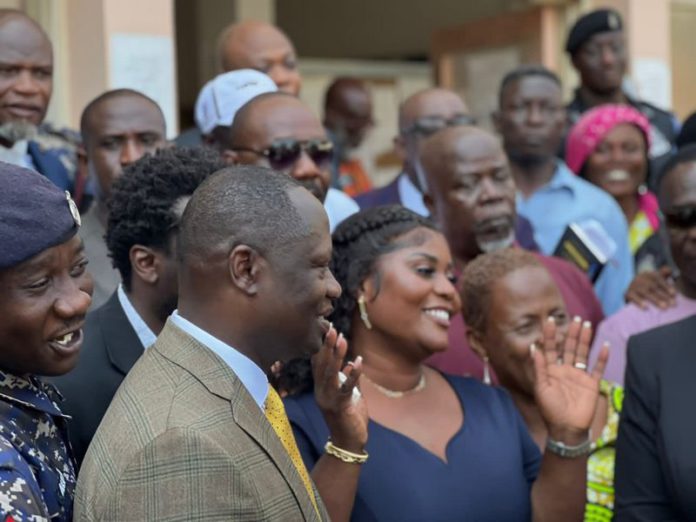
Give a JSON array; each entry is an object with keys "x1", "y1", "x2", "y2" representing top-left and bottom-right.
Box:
[{"x1": 324, "y1": 440, "x2": 368, "y2": 464}]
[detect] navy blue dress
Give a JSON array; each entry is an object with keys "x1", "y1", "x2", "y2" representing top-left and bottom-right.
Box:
[{"x1": 284, "y1": 374, "x2": 541, "y2": 522}]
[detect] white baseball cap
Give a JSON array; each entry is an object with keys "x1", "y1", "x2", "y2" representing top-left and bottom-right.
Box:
[{"x1": 194, "y1": 69, "x2": 278, "y2": 134}]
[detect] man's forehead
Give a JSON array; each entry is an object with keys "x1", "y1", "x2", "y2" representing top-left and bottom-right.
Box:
[
  {"x1": 225, "y1": 26, "x2": 294, "y2": 65},
  {"x1": 250, "y1": 100, "x2": 325, "y2": 142},
  {"x1": 505, "y1": 75, "x2": 561, "y2": 101},
  {"x1": 0, "y1": 19, "x2": 51, "y2": 63},
  {"x1": 664, "y1": 163, "x2": 696, "y2": 206},
  {"x1": 403, "y1": 91, "x2": 466, "y2": 124},
  {"x1": 90, "y1": 97, "x2": 164, "y2": 136}
]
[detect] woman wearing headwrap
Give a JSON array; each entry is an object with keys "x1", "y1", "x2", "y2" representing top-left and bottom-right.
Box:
[{"x1": 566, "y1": 104, "x2": 664, "y2": 271}]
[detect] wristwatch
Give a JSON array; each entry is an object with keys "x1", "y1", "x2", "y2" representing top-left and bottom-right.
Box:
[{"x1": 546, "y1": 436, "x2": 592, "y2": 458}]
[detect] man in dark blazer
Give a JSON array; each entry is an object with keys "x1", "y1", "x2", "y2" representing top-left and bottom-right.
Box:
[
  {"x1": 615, "y1": 315, "x2": 696, "y2": 520},
  {"x1": 614, "y1": 147, "x2": 696, "y2": 520},
  {"x1": 51, "y1": 147, "x2": 225, "y2": 466}
]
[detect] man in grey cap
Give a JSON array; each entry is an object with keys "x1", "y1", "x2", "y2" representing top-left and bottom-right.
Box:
[
  {"x1": 566, "y1": 8, "x2": 678, "y2": 190},
  {"x1": 0, "y1": 161, "x2": 93, "y2": 521}
]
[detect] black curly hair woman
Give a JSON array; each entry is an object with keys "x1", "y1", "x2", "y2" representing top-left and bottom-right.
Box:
[{"x1": 281, "y1": 205, "x2": 608, "y2": 522}]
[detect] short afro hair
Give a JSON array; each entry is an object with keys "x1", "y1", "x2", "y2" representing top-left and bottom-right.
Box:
[
  {"x1": 498, "y1": 65, "x2": 562, "y2": 107},
  {"x1": 658, "y1": 144, "x2": 696, "y2": 208},
  {"x1": 106, "y1": 146, "x2": 226, "y2": 290},
  {"x1": 461, "y1": 248, "x2": 545, "y2": 332}
]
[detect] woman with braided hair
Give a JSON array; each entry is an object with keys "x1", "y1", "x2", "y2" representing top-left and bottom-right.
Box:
[{"x1": 281, "y1": 205, "x2": 609, "y2": 522}]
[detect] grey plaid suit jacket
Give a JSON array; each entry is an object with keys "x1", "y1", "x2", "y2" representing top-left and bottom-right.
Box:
[{"x1": 74, "y1": 319, "x2": 328, "y2": 521}]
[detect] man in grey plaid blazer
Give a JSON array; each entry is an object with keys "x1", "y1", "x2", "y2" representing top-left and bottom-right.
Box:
[{"x1": 74, "y1": 166, "x2": 364, "y2": 521}]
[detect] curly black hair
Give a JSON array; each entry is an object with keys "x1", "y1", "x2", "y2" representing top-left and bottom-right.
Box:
[
  {"x1": 105, "y1": 146, "x2": 226, "y2": 290},
  {"x1": 277, "y1": 205, "x2": 439, "y2": 395}
]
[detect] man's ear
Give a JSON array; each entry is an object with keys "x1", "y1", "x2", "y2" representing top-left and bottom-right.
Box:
[
  {"x1": 228, "y1": 244, "x2": 261, "y2": 295},
  {"x1": 130, "y1": 245, "x2": 160, "y2": 286},
  {"x1": 222, "y1": 149, "x2": 239, "y2": 166},
  {"x1": 466, "y1": 326, "x2": 488, "y2": 362}
]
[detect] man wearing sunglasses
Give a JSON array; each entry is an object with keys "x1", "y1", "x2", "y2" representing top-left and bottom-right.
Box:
[
  {"x1": 589, "y1": 144, "x2": 696, "y2": 384},
  {"x1": 355, "y1": 88, "x2": 473, "y2": 215},
  {"x1": 225, "y1": 91, "x2": 359, "y2": 231}
]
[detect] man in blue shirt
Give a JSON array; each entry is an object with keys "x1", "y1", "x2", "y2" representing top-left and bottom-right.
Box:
[{"x1": 493, "y1": 65, "x2": 633, "y2": 314}]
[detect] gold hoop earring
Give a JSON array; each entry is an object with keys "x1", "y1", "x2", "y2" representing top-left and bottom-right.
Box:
[{"x1": 358, "y1": 295, "x2": 372, "y2": 330}]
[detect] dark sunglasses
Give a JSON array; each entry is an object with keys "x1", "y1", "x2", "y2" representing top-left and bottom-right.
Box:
[
  {"x1": 663, "y1": 206, "x2": 696, "y2": 229},
  {"x1": 233, "y1": 139, "x2": 334, "y2": 171},
  {"x1": 400, "y1": 114, "x2": 477, "y2": 137}
]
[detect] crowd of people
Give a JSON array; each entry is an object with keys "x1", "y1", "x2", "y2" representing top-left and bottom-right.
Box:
[{"x1": 2, "y1": 5, "x2": 696, "y2": 521}]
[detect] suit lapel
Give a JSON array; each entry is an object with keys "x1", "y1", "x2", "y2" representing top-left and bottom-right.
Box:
[
  {"x1": 153, "y1": 321, "x2": 316, "y2": 521},
  {"x1": 232, "y1": 387, "x2": 315, "y2": 522},
  {"x1": 100, "y1": 291, "x2": 146, "y2": 376}
]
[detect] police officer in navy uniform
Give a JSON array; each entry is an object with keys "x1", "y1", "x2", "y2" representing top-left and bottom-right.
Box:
[
  {"x1": 0, "y1": 161, "x2": 92, "y2": 521},
  {"x1": 566, "y1": 8, "x2": 680, "y2": 191}
]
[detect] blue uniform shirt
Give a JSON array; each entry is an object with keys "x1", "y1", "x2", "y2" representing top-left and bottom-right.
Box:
[
  {"x1": 0, "y1": 371, "x2": 76, "y2": 521},
  {"x1": 516, "y1": 161, "x2": 634, "y2": 315}
]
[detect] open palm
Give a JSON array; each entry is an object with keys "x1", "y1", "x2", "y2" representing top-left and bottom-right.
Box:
[{"x1": 533, "y1": 317, "x2": 609, "y2": 433}]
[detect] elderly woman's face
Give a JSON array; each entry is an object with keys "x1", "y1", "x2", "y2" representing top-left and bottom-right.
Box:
[
  {"x1": 478, "y1": 265, "x2": 568, "y2": 395},
  {"x1": 359, "y1": 227, "x2": 461, "y2": 357},
  {"x1": 585, "y1": 123, "x2": 648, "y2": 200}
]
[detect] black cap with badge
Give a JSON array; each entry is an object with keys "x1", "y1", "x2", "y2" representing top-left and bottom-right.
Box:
[
  {"x1": 0, "y1": 161, "x2": 81, "y2": 270},
  {"x1": 566, "y1": 8, "x2": 623, "y2": 56}
]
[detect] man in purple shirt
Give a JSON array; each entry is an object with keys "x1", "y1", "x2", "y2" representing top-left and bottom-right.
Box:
[{"x1": 591, "y1": 145, "x2": 696, "y2": 383}]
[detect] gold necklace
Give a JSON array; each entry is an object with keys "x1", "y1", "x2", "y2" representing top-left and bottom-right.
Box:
[{"x1": 362, "y1": 372, "x2": 427, "y2": 399}]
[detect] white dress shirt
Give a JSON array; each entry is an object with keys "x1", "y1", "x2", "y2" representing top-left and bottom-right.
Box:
[{"x1": 117, "y1": 284, "x2": 157, "y2": 349}]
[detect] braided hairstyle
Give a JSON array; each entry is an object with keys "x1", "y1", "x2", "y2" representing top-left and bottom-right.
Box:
[{"x1": 278, "y1": 205, "x2": 439, "y2": 395}]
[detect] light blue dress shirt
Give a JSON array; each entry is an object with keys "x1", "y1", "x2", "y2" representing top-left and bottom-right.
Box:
[
  {"x1": 170, "y1": 311, "x2": 269, "y2": 410},
  {"x1": 516, "y1": 161, "x2": 634, "y2": 315},
  {"x1": 397, "y1": 173, "x2": 429, "y2": 217},
  {"x1": 117, "y1": 284, "x2": 157, "y2": 349},
  {"x1": 324, "y1": 188, "x2": 359, "y2": 232}
]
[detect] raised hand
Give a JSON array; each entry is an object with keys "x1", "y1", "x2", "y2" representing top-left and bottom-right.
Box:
[
  {"x1": 312, "y1": 325, "x2": 369, "y2": 453},
  {"x1": 532, "y1": 316, "x2": 609, "y2": 441}
]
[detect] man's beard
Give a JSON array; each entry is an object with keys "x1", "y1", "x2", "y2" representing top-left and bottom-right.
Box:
[
  {"x1": 507, "y1": 150, "x2": 549, "y2": 169},
  {"x1": 474, "y1": 215, "x2": 516, "y2": 253},
  {"x1": 0, "y1": 121, "x2": 37, "y2": 144}
]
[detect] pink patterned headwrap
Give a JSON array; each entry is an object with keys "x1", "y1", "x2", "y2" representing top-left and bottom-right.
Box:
[{"x1": 565, "y1": 104, "x2": 651, "y2": 175}]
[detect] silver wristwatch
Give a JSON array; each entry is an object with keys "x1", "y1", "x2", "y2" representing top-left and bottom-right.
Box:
[{"x1": 546, "y1": 436, "x2": 592, "y2": 458}]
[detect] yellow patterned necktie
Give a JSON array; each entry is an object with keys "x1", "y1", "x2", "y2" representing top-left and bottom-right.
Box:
[{"x1": 264, "y1": 386, "x2": 321, "y2": 518}]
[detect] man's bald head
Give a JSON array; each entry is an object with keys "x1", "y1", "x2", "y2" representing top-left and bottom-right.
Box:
[
  {"x1": 217, "y1": 20, "x2": 301, "y2": 95},
  {"x1": 420, "y1": 126, "x2": 504, "y2": 183},
  {"x1": 228, "y1": 92, "x2": 332, "y2": 202},
  {"x1": 421, "y1": 126, "x2": 517, "y2": 262},
  {"x1": 0, "y1": 10, "x2": 53, "y2": 131},
  {"x1": 398, "y1": 88, "x2": 469, "y2": 132},
  {"x1": 395, "y1": 87, "x2": 471, "y2": 189},
  {"x1": 179, "y1": 165, "x2": 309, "y2": 267}
]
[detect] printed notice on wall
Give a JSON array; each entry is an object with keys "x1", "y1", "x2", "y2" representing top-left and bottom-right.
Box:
[
  {"x1": 110, "y1": 34, "x2": 178, "y2": 137},
  {"x1": 632, "y1": 58, "x2": 672, "y2": 112}
]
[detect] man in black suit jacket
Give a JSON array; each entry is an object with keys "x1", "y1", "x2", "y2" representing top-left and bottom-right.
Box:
[
  {"x1": 615, "y1": 314, "x2": 696, "y2": 521},
  {"x1": 51, "y1": 147, "x2": 225, "y2": 466}
]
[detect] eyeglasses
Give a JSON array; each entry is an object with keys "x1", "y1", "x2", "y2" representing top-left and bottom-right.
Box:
[
  {"x1": 233, "y1": 139, "x2": 334, "y2": 171},
  {"x1": 400, "y1": 114, "x2": 477, "y2": 137},
  {"x1": 664, "y1": 206, "x2": 696, "y2": 230}
]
